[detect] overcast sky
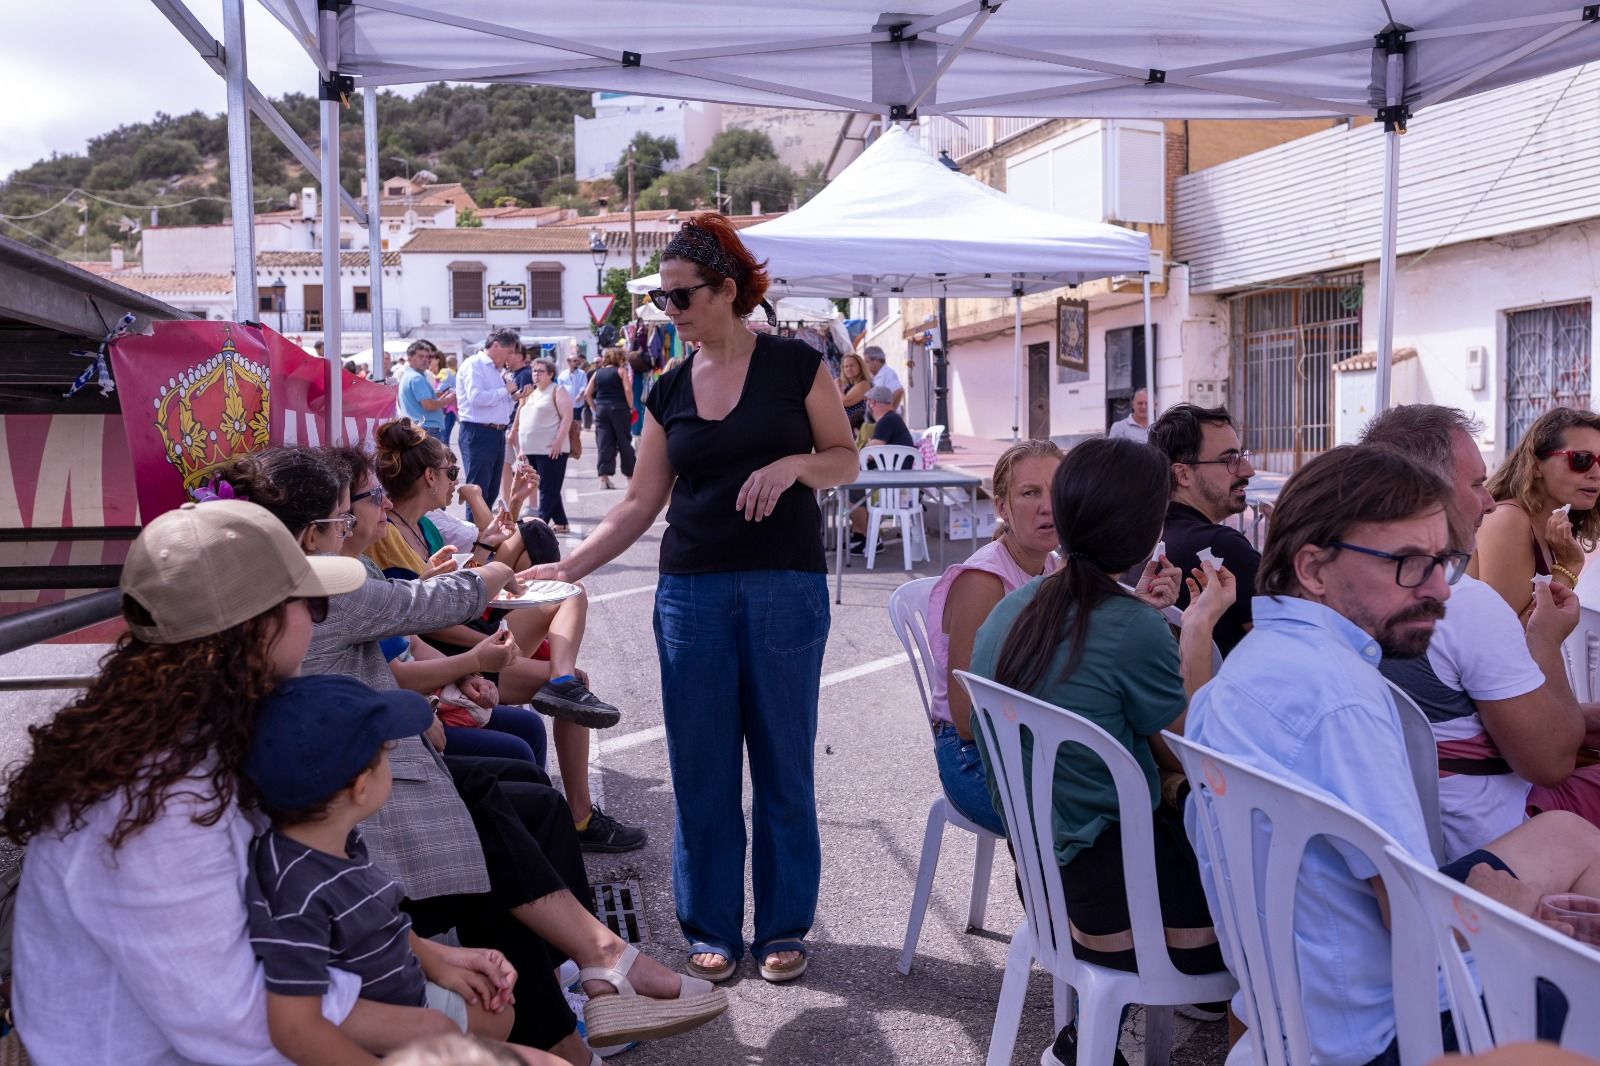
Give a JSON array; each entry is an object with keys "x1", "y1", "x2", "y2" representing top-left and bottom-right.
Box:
[{"x1": 1, "y1": 2, "x2": 321, "y2": 180}]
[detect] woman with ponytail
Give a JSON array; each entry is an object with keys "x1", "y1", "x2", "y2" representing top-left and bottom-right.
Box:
[{"x1": 969, "y1": 437, "x2": 1235, "y2": 1064}]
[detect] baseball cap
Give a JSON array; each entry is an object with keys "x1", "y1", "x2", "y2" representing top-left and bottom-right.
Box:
[
  {"x1": 120, "y1": 500, "x2": 367, "y2": 644},
  {"x1": 246, "y1": 675, "x2": 434, "y2": 812},
  {"x1": 865, "y1": 385, "x2": 894, "y2": 404}
]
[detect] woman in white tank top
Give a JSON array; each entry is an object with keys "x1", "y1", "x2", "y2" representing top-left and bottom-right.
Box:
[{"x1": 515, "y1": 357, "x2": 573, "y2": 532}]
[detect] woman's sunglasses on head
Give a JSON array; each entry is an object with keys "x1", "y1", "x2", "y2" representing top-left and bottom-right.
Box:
[
  {"x1": 647, "y1": 283, "x2": 713, "y2": 312},
  {"x1": 1545, "y1": 449, "x2": 1599, "y2": 473}
]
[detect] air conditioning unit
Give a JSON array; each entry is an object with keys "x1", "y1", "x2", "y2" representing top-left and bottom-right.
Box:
[
  {"x1": 1188, "y1": 379, "x2": 1228, "y2": 410},
  {"x1": 1110, "y1": 251, "x2": 1164, "y2": 293}
]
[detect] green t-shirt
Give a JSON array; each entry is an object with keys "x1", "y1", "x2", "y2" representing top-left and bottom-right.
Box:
[{"x1": 969, "y1": 578, "x2": 1186, "y2": 865}]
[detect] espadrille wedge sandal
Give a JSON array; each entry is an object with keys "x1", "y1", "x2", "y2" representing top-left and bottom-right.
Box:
[{"x1": 580, "y1": 944, "x2": 729, "y2": 1048}]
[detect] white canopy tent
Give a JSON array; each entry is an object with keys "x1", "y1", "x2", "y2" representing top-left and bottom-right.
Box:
[{"x1": 167, "y1": 0, "x2": 1600, "y2": 443}]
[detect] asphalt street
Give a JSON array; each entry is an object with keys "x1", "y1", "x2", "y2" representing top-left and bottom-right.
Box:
[{"x1": 0, "y1": 428, "x2": 1229, "y2": 1066}]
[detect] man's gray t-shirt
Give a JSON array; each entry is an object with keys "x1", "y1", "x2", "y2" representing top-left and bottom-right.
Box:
[{"x1": 246, "y1": 828, "x2": 426, "y2": 1006}]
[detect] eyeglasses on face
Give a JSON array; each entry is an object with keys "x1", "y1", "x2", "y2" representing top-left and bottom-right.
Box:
[
  {"x1": 1188, "y1": 449, "x2": 1253, "y2": 476},
  {"x1": 1328, "y1": 541, "x2": 1470, "y2": 589},
  {"x1": 293, "y1": 595, "x2": 330, "y2": 624},
  {"x1": 309, "y1": 513, "x2": 357, "y2": 538},
  {"x1": 1542, "y1": 449, "x2": 1599, "y2": 473},
  {"x1": 435, "y1": 464, "x2": 460, "y2": 482},
  {"x1": 647, "y1": 283, "x2": 713, "y2": 311},
  {"x1": 351, "y1": 483, "x2": 387, "y2": 506}
]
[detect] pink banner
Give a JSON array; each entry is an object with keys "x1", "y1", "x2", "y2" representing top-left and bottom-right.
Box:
[{"x1": 109, "y1": 321, "x2": 396, "y2": 521}]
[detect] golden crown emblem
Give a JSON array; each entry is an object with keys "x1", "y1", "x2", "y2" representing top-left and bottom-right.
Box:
[{"x1": 152, "y1": 328, "x2": 271, "y2": 492}]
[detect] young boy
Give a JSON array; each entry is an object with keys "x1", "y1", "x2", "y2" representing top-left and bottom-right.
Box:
[{"x1": 244, "y1": 674, "x2": 525, "y2": 1063}]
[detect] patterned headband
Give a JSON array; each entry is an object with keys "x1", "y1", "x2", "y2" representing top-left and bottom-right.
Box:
[{"x1": 664, "y1": 222, "x2": 745, "y2": 280}]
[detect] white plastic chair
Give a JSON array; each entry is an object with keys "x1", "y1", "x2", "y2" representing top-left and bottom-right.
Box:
[
  {"x1": 919, "y1": 424, "x2": 947, "y2": 454},
  {"x1": 1561, "y1": 604, "x2": 1600, "y2": 702},
  {"x1": 1383, "y1": 842, "x2": 1600, "y2": 1056},
  {"x1": 861, "y1": 444, "x2": 929, "y2": 571},
  {"x1": 888, "y1": 578, "x2": 1000, "y2": 975},
  {"x1": 1165, "y1": 732, "x2": 1445, "y2": 1066},
  {"x1": 956, "y1": 672, "x2": 1236, "y2": 1066},
  {"x1": 1387, "y1": 678, "x2": 1448, "y2": 865}
]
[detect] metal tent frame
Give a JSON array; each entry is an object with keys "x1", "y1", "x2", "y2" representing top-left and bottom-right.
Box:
[{"x1": 155, "y1": 0, "x2": 1600, "y2": 441}]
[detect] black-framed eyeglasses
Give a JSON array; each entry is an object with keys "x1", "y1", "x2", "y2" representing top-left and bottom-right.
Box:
[
  {"x1": 647, "y1": 283, "x2": 713, "y2": 311},
  {"x1": 351, "y1": 483, "x2": 387, "y2": 507},
  {"x1": 1328, "y1": 541, "x2": 1470, "y2": 588},
  {"x1": 434, "y1": 464, "x2": 460, "y2": 482},
  {"x1": 308, "y1": 513, "x2": 357, "y2": 538},
  {"x1": 1187, "y1": 449, "x2": 1253, "y2": 476},
  {"x1": 1542, "y1": 449, "x2": 1599, "y2": 473},
  {"x1": 294, "y1": 595, "x2": 330, "y2": 624}
]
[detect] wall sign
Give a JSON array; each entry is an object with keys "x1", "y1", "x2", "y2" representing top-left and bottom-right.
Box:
[
  {"x1": 489, "y1": 283, "x2": 526, "y2": 310},
  {"x1": 1056, "y1": 296, "x2": 1089, "y2": 383}
]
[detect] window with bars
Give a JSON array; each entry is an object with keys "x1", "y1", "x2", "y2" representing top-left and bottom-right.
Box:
[
  {"x1": 451, "y1": 269, "x2": 485, "y2": 320},
  {"x1": 1229, "y1": 281, "x2": 1362, "y2": 473},
  {"x1": 529, "y1": 270, "x2": 563, "y2": 319},
  {"x1": 1505, "y1": 301, "x2": 1592, "y2": 449}
]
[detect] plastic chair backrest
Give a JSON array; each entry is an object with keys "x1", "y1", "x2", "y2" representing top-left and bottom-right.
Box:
[
  {"x1": 1164, "y1": 732, "x2": 1443, "y2": 1066},
  {"x1": 955, "y1": 671, "x2": 1198, "y2": 991},
  {"x1": 888, "y1": 577, "x2": 941, "y2": 732},
  {"x1": 1382, "y1": 842, "x2": 1600, "y2": 1055},
  {"x1": 862, "y1": 445, "x2": 924, "y2": 510},
  {"x1": 1386, "y1": 678, "x2": 1447, "y2": 865},
  {"x1": 1562, "y1": 604, "x2": 1600, "y2": 702}
]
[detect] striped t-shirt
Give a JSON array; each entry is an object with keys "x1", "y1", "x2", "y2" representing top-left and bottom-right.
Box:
[{"x1": 246, "y1": 828, "x2": 426, "y2": 1005}]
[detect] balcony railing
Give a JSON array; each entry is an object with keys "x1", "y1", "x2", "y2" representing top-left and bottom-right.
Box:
[
  {"x1": 263, "y1": 309, "x2": 403, "y2": 333},
  {"x1": 914, "y1": 116, "x2": 1051, "y2": 163}
]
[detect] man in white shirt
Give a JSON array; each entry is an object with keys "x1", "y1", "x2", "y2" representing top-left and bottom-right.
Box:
[
  {"x1": 1186, "y1": 443, "x2": 1600, "y2": 1066},
  {"x1": 560, "y1": 353, "x2": 590, "y2": 430},
  {"x1": 1107, "y1": 388, "x2": 1150, "y2": 443},
  {"x1": 1363, "y1": 404, "x2": 1591, "y2": 859},
  {"x1": 864, "y1": 346, "x2": 904, "y2": 411},
  {"x1": 455, "y1": 328, "x2": 520, "y2": 506}
]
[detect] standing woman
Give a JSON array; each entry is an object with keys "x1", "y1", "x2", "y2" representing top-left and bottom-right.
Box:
[
  {"x1": 1471, "y1": 406, "x2": 1600, "y2": 619},
  {"x1": 525, "y1": 214, "x2": 858, "y2": 983},
  {"x1": 517, "y1": 356, "x2": 574, "y2": 533},
  {"x1": 837, "y1": 352, "x2": 871, "y2": 433},
  {"x1": 585, "y1": 348, "x2": 635, "y2": 490}
]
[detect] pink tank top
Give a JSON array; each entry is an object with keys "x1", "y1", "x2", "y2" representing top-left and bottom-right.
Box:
[{"x1": 925, "y1": 539, "x2": 1059, "y2": 727}]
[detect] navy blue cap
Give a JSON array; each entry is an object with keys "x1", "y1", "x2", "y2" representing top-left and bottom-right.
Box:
[{"x1": 245, "y1": 675, "x2": 434, "y2": 811}]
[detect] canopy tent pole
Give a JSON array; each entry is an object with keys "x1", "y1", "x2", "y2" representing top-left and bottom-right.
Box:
[
  {"x1": 935, "y1": 296, "x2": 952, "y2": 451},
  {"x1": 222, "y1": 0, "x2": 256, "y2": 324},
  {"x1": 363, "y1": 87, "x2": 385, "y2": 383},
  {"x1": 1374, "y1": 28, "x2": 1408, "y2": 414},
  {"x1": 1011, "y1": 290, "x2": 1022, "y2": 442},
  {"x1": 1141, "y1": 272, "x2": 1156, "y2": 418},
  {"x1": 319, "y1": 3, "x2": 343, "y2": 444}
]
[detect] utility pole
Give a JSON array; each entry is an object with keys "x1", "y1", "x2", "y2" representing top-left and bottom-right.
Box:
[
  {"x1": 708, "y1": 166, "x2": 722, "y2": 213},
  {"x1": 627, "y1": 145, "x2": 638, "y2": 278}
]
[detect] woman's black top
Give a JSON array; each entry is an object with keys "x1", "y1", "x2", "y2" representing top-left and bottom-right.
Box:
[
  {"x1": 591, "y1": 366, "x2": 626, "y2": 408},
  {"x1": 646, "y1": 333, "x2": 826, "y2": 575}
]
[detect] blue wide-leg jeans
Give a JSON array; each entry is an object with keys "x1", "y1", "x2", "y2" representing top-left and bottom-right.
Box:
[{"x1": 653, "y1": 570, "x2": 829, "y2": 961}]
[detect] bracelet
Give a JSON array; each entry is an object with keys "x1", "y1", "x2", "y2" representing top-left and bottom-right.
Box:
[
  {"x1": 473, "y1": 540, "x2": 495, "y2": 554},
  {"x1": 1553, "y1": 563, "x2": 1580, "y2": 586}
]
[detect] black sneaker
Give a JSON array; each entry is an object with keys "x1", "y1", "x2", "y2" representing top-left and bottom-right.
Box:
[
  {"x1": 849, "y1": 533, "x2": 867, "y2": 555},
  {"x1": 576, "y1": 804, "x2": 647, "y2": 853},
  {"x1": 533, "y1": 677, "x2": 621, "y2": 728},
  {"x1": 1045, "y1": 1024, "x2": 1129, "y2": 1066}
]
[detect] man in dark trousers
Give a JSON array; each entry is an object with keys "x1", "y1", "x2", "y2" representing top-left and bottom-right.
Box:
[{"x1": 1148, "y1": 403, "x2": 1260, "y2": 655}]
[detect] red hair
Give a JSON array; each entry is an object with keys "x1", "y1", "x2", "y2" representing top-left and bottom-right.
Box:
[{"x1": 667, "y1": 212, "x2": 771, "y2": 317}]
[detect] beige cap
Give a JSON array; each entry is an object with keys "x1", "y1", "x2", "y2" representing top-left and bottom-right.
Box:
[{"x1": 120, "y1": 501, "x2": 368, "y2": 644}]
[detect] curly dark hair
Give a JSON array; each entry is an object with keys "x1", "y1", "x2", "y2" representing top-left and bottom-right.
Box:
[
  {"x1": 321, "y1": 444, "x2": 375, "y2": 493},
  {"x1": 214, "y1": 447, "x2": 341, "y2": 538},
  {"x1": 1, "y1": 598, "x2": 288, "y2": 849}
]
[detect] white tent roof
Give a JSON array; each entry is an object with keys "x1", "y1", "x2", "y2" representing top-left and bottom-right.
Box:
[
  {"x1": 259, "y1": 2, "x2": 1600, "y2": 123},
  {"x1": 738, "y1": 126, "x2": 1150, "y2": 297}
]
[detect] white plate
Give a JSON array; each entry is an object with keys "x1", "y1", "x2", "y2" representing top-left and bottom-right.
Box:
[{"x1": 492, "y1": 580, "x2": 581, "y2": 608}]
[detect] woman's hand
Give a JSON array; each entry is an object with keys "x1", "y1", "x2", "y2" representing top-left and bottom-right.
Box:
[
  {"x1": 471, "y1": 627, "x2": 521, "y2": 673},
  {"x1": 459, "y1": 672, "x2": 500, "y2": 710},
  {"x1": 419, "y1": 546, "x2": 458, "y2": 580},
  {"x1": 419, "y1": 944, "x2": 517, "y2": 1013},
  {"x1": 511, "y1": 463, "x2": 539, "y2": 501},
  {"x1": 735, "y1": 456, "x2": 799, "y2": 522},
  {"x1": 1133, "y1": 554, "x2": 1182, "y2": 610},
  {"x1": 1182, "y1": 562, "x2": 1237, "y2": 628},
  {"x1": 1546, "y1": 509, "x2": 1586, "y2": 572},
  {"x1": 480, "y1": 507, "x2": 517, "y2": 549},
  {"x1": 518, "y1": 562, "x2": 568, "y2": 583},
  {"x1": 424, "y1": 713, "x2": 447, "y2": 753},
  {"x1": 457, "y1": 482, "x2": 484, "y2": 507}
]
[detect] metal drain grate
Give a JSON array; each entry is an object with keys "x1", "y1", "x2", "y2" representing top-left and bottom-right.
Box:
[{"x1": 591, "y1": 879, "x2": 646, "y2": 944}]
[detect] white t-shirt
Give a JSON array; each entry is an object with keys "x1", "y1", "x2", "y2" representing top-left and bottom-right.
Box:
[
  {"x1": 872, "y1": 364, "x2": 903, "y2": 396},
  {"x1": 1379, "y1": 574, "x2": 1544, "y2": 859}
]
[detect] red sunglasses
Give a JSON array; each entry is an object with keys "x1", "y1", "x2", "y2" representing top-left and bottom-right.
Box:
[{"x1": 1544, "y1": 449, "x2": 1599, "y2": 473}]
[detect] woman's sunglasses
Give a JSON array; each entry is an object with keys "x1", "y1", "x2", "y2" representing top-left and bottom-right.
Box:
[
  {"x1": 434, "y1": 464, "x2": 460, "y2": 482},
  {"x1": 308, "y1": 513, "x2": 357, "y2": 538},
  {"x1": 647, "y1": 283, "x2": 713, "y2": 311},
  {"x1": 293, "y1": 596, "x2": 330, "y2": 624},
  {"x1": 1544, "y1": 449, "x2": 1599, "y2": 473},
  {"x1": 351, "y1": 483, "x2": 387, "y2": 506}
]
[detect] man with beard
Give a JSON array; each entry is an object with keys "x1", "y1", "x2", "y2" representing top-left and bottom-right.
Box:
[
  {"x1": 1363, "y1": 405, "x2": 1592, "y2": 861},
  {"x1": 1185, "y1": 444, "x2": 1600, "y2": 1066},
  {"x1": 1149, "y1": 404, "x2": 1259, "y2": 654}
]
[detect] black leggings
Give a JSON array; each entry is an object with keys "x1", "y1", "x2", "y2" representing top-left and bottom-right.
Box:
[
  {"x1": 593, "y1": 404, "x2": 636, "y2": 478},
  {"x1": 403, "y1": 756, "x2": 592, "y2": 1050}
]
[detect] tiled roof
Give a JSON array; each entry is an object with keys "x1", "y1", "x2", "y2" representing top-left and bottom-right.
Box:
[
  {"x1": 477, "y1": 206, "x2": 572, "y2": 220},
  {"x1": 399, "y1": 229, "x2": 672, "y2": 254},
  {"x1": 67, "y1": 265, "x2": 233, "y2": 295},
  {"x1": 257, "y1": 250, "x2": 402, "y2": 268},
  {"x1": 1333, "y1": 347, "x2": 1419, "y2": 373}
]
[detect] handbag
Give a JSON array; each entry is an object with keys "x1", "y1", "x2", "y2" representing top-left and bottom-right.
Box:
[
  {"x1": 434, "y1": 681, "x2": 492, "y2": 728},
  {"x1": 568, "y1": 419, "x2": 583, "y2": 459}
]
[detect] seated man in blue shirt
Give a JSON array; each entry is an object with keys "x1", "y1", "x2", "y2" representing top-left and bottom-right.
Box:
[
  {"x1": 1185, "y1": 443, "x2": 1600, "y2": 1066},
  {"x1": 396, "y1": 340, "x2": 455, "y2": 439}
]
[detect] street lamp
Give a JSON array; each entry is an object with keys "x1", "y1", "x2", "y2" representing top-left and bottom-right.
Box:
[
  {"x1": 706, "y1": 165, "x2": 723, "y2": 212},
  {"x1": 588, "y1": 230, "x2": 609, "y2": 291},
  {"x1": 268, "y1": 276, "x2": 286, "y2": 332}
]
